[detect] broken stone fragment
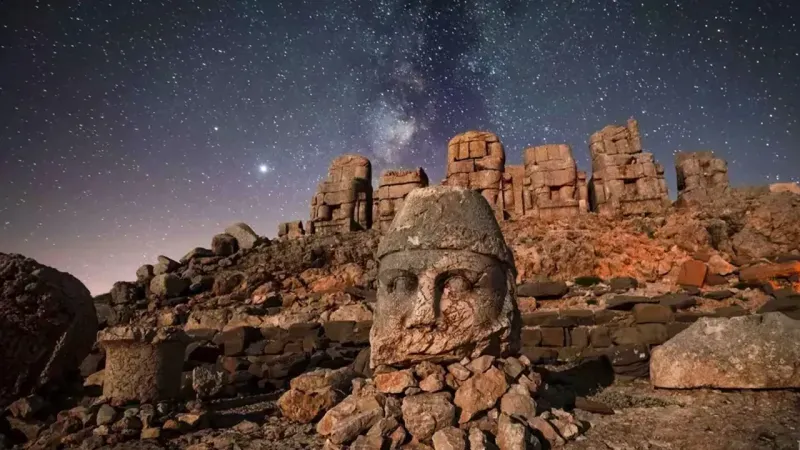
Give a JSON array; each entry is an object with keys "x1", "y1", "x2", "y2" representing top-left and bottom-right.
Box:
[
  {"x1": 454, "y1": 366, "x2": 508, "y2": 423},
  {"x1": 401, "y1": 391, "x2": 456, "y2": 441},
  {"x1": 278, "y1": 386, "x2": 342, "y2": 424},
  {"x1": 95, "y1": 404, "x2": 117, "y2": 426},
  {"x1": 496, "y1": 413, "x2": 540, "y2": 450},
  {"x1": 191, "y1": 365, "x2": 226, "y2": 399},
  {"x1": 447, "y1": 363, "x2": 472, "y2": 381},
  {"x1": 149, "y1": 273, "x2": 189, "y2": 298},
  {"x1": 224, "y1": 222, "x2": 262, "y2": 250},
  {"x1": 153, "y1": 255, "x2": 179, "y2": 275},
  {"x1": 7, "y1": 395, "x2": 46, "y2": 419},
  {"x1": 374, "y1": 369, "x2": 417, "y2": 394},
  {"x1": 136, "y1": 264, "x2": 155, "y2": 282},
  {"x1": 432, "y1": 426, "x2": 467, "y2": 450},
  {"x1": 499, "y1": 389, "x2": 537, "y2": 425},
  {"x1": 465, "y1": 355, "x2": 495, "y2": 374},
  {"x1": 317, "y1": 392, "x2": 386, "y2": 444}
]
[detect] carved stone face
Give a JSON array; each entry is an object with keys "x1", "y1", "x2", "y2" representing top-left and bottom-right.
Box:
[
  {"x1": 370, "y1": 249, "x2": 516, "y2": 367},
  {"x1": 369, "y1": 185, "x2": 520, "y2": 368}
]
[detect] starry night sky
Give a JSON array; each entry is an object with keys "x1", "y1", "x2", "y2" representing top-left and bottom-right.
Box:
[{"x1": 1, "y1": 0, "x2": 799, "y2": 294}]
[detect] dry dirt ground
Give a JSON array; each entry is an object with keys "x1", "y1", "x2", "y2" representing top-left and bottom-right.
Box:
[{"x1": 570, "y1": 380, "x2": 800, "y2": 450}]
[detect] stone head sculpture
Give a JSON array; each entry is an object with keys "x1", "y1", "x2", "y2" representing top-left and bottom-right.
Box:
[{"x1": 370, "y1": 186, "x2": 520, "y2": 368}]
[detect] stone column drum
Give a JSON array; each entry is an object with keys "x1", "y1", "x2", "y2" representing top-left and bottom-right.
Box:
[{"x1": 98, "y1": 326, "x2": 189, "y2": 406}]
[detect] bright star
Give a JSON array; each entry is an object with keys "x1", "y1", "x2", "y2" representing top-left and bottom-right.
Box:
[{"x1": 258, "y1": 164, "x2": 269, "y2": 173}]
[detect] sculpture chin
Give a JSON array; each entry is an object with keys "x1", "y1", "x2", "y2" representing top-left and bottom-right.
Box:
[{"x1": 369, "y1": 316, "x2": 516, "y2": 368}]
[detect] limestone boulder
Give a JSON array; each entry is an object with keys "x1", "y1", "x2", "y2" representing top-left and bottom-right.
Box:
[
  {"x1": 149, "y1": 273, "x2": 189, "y2": 298},
  {"x1": 211, "y1": 233, "x2": 238, "y2": 256},
  {"x1": 0, "y1": 253, "x2": 98, "y2": 408},
  {"x1": 224, "y1": 222, "x2": 262, "y2": 250},
  {"x1": 650, "y1": 313, "x2": 800, "y2": 388}
]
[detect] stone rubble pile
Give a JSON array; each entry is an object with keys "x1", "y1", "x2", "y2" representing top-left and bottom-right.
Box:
[{"x1": 279, "y1": 355, "x2": 586, "y2": 450}]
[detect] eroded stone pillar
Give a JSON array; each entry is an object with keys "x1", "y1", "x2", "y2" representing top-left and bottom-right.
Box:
[
  {"x1": 588, "y1": 118, "x2": 669, "y2": 215},
  {"x1": 373, "y1": 168, "x2": 429, "y2": 232},
  {"x1": 98, "y1": 326, "x2": 188, "y2": 406},
  {"x1": 675, "y1": 151, "x2": 729, "y2": 205},
  {"x1": 445, "y1": 131, "x2": 505, "y2": 219},
  {"x1": 521, "y1": 144, "x2": 589, "y2": 219},
  {"x1": 310, "y1": 155, "x2": 373, "y2": 235}
]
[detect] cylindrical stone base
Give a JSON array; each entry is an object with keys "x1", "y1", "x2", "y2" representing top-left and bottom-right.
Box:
[{"x1": 99, "y1": 327, "x2": 187, "y2": 406}]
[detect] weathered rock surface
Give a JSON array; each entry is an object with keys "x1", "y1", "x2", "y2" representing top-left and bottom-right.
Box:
[
  {"x1": 224, "y1": 222, "x2": 262, "y2": 250},
  {"x1": 0, "y1": 253, "x2": 98, "y2": 408},
  {"x1": 401, "y1": 392, "x2": 456, "y2": 441},
  {"x1": 650, "y1": 313, "x2": 800, "y2": 388},
  {"x1": 317, "y1": 391, "x2": 385, "y2": 444}
]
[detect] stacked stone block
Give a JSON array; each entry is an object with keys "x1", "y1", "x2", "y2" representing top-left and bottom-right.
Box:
[
  {"x1": 445, "y1": 131, "x2": 505, "y2": 218},
  {"x1": 521, "y1": 144, "x2": 589, "y2": 219},
  {"x1": 214, "y1": 321, "x2": 372, "y2": 390},
  {"x1": 277, "y1": 221, "x2": 305, "y2": 239},
  {"x1": 310, "y1": 155, "x2": 373, "y2": 235},
  {"x1": 675, "y1": 151, "x2": 729, "y2": 205},
  {"x1": 588, "y1": 119, "x2": 669, "y2": 215},
  {"x1": 373, "y1": 168, "x2": 429, "y2": 232}
]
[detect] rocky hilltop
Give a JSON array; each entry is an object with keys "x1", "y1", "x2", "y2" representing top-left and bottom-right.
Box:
[{"x1": 1, "y1": 120, "x2": 799, "y2": 450}]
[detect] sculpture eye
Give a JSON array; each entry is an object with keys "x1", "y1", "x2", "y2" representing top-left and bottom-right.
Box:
[
  {"x1": 443, "y1": 275, "x2": 472, "y2": 293},
  {"x1": 390, "y1": 275, "x2": 417, "y2": 294}
]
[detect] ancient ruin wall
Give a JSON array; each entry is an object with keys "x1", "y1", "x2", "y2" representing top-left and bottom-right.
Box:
[{"x1": 309, "y1": 154, "x2": 373, "y2": 235}]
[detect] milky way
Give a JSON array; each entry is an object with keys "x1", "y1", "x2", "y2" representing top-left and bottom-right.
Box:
[{"x1": 1, "y1": 0, "x2": 798, "y2": 294}]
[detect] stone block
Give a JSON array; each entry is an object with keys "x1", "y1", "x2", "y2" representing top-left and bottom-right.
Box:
[
  {"x1": 633, "y1": 304, "x2": 674, "y2": 324},
  {"x1": 540, "y1": 328, "x2": 565, "y2": 347},
  {"x1": 590, "y1": 326, "x2": 612, "y2": 347},
  {"x1": 521, "y1": 328, "x2": 542, "y2": 346},
  {"x1": 677, "y1": 260, "x2": 708, "y2": 287},
  {"x1": 570, "y1": 327, "x2": 589, "y2": 348},
  {"x1": 637, "y1": 324, "x2": 668, "y2": 345}
]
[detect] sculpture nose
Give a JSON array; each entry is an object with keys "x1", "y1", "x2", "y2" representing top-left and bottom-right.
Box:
[{"x1": 405, "y1": 273, "x2": 438, "y2": 328}]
